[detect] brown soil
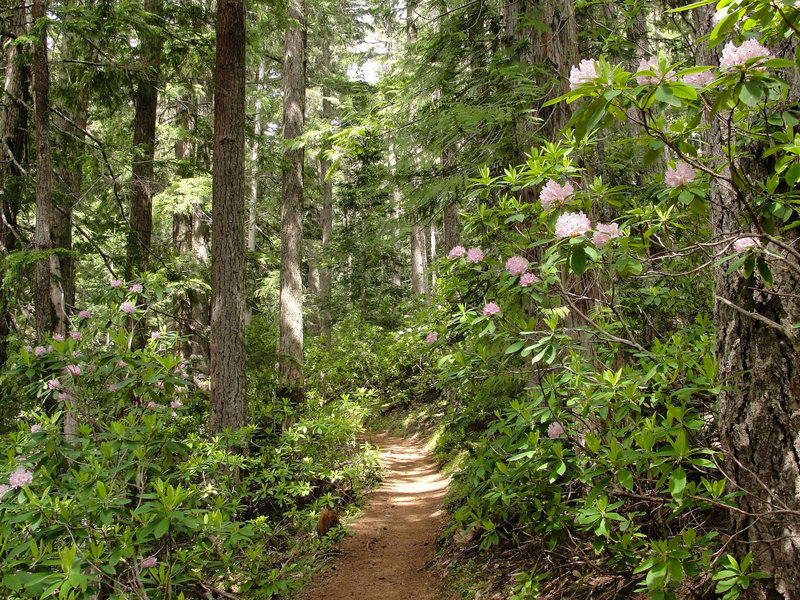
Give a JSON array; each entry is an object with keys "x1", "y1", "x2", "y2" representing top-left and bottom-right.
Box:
[{"x1": 298, "y1": 433, "x2": 449, "y2": 600}]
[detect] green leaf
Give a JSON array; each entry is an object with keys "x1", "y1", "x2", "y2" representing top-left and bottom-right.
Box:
[
  {"x1": 739, "y1": 80, "x2": 763, "y2": 107},
  {"x1": 756, "y1": 257, "x2": 773, "y2": 287},
  {"x1": 618, "y1": 469, "x2": 634, "y2": 490},
  {"x1": 153, "y1": 518, "x2": 170, "y2": 539},
  {"x1": 669, "y1": 466, "x2": 687, "y2": 497},
  {"x1": 570, "y1": 247, "x2": 587, "y2": 276}
]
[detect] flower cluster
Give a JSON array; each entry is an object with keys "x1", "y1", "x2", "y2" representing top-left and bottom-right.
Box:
[
  {"x1": 448, "y1": 245, "x2": 466, "y2": 260},
  {"x1": 683, "y1": 70, "x2": 715, "y2": 87},
  {"x1": 734, "y1": 236, "x2": 761, "y2": 252},
  {"x1": 665, "y1": 163, "x2": 696, "y2": 188},
  {"x1": 547, "y1": 422, "x2": 565, "y2": 439},
  {"x1": 593, "y1": 222, "x2": 622, "y2": 248},
  {"x1": 720, "y1": 40, "x2": 773, "y2": 70},
  {"x1": 426, "y1": 331, "x2": 438, "y2": 344},
  {"x1": 505, "y1": 256, "x2": 528, "y2": 276},
  {"x1": 569, "y1": 59, "x2": 598, "y2": 89},
  {"x1": 121, "y1": 301, "x2": 136, "y2": 314},
  {"x1": 483, "y1": 302, "x2": 501, "y2": 317},
  {"x1": 555, "y1": 211, "x2": 591, "y2": 239},
  {"x1": 540, "y1": 180, "x2": 574, "y2": 211},
  {"x1": 520, "y1": 272, "x2": 539, "y2": 287},
  {"x1": 8, "y1": 468, "x2": 33, "y2": 489},
  {"x1": 466, "y1": 248, "x2": 484, "y2": 264}
]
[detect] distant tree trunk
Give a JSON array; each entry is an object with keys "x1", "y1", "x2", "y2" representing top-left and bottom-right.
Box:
[
  {"x1": 318, "y1": 31, "x2": 333, "y2": 342},
  {"x1": 125, "y1": 0, "x2": 163, "y2": 279},
  {"x1": 0, "y1": 1, "x2": 29, "y2": 365},
  {"x1": 693, "y1": 8, "x2": 800, "y2": 598},
  {"x1": 209, "y1": 0, "x2": 247, "y2": 435},
  {"x1": 32, "y1": 0, "x2": 66, "y2": 342},
  {"x1": 410, "y1": 224, "x2": 428, "y2": 297},
  {"x1": 429, "y1": 224, "x2": 437, "y2": 294},
  {"x1": 442, "y1": 146, "x2": 460, "y2": 250},
  {"x1": 278, "y1": 0, "x2": 306, "y2": 407}
]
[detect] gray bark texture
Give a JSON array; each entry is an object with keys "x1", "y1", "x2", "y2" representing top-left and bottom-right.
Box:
[
  {"x1": 278, "y1": 0, "x2": 306, "y2": 405},
  {"x1": 693, "y1": 7, "x2": 800, "y2": 598},
  {"x1": 410, "y1": 224, "x2": 428, "y2": 297},
  {"x1": 209, "y1": 0, "x2": 247, "y2": 434}
]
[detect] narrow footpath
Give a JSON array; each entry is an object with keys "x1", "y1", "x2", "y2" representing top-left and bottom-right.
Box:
[{"x1": 299, "y1": 433, "x2": 449, "y2": 600}]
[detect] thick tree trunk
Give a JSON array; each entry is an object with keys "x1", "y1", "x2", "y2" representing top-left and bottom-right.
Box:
[
  {"x1": 125, "y1": 0, "x2": 163, "y2": 279},
  {"x1": 318, "y1": 31, "x2": 333, "y2": 342},
  {"x1": 209, "y1": 0, "x2": 247, "y2": 435},
  {"x1": 0, "y1": 2, "x2": 29, "y2": 365},
  {"x1": 693, "y1": 8, "x2": 800, "y2": 598},
  {"x1": 278, "y1": 0, "x2": 306, "y2": 407},
  {"x1": 410, "y1": 224, "x2": 428, "y2": 297},
  {"x1": 32, "y1": 0, "x2": 66, "y2": 341}
]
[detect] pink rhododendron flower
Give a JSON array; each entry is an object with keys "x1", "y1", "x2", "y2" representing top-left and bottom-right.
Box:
[
  {"x1": 57, "y1": 392, "x2": 68, "y2": 402},
  {"x1": 593, "y1": 222, "x2": 622, "y2": 248},
  {"x1": 129, "y1": 283, "x2": 143, "y2": 293},
  {"x1": 569, "y1": 59, "x2": 598, "y2": 89},
  {"x1": 720, "y1": 40, "x2": 773, "y2": 70},
  {"x1": 120, "y1": 301, "x2": 136, "y2": 314},
  {"x1": 734, "y1": 236, "x2": 761, "y2": 252},
  {"x1": 683, "y1": 70, "x2": 715, "y2": 87},
  {"x1": 150, "y1": 331, "x2": 160, "y2": 339},
  {"x1": 71, "y1": 332, "x2": 81, "y2": 340},
  {"x1": 72, "y1": 350, "x2": 81, "y2": 358},
  {"x1": 109, "y1": 384, "x2": 120, "y2": 392},
  {"x1": 141, "y1": 556, "x2": 158, "y2": 569},
  {"x1": 448, "y1": 245, "x2": 466, "y2": 260},
  {"x1": 34, "y1": 346, "x2": 46, "y2": 356},
  {"x1": 24, "y1": 345, "x2": 33, "y2": 353},
  {"x1": 47, "y1": 379, "x2": 61, "y2": 390},
  {"x1": 665, "y1": 162, "x2": 696, "y2": 187},
  {"x1": 53, "y1": 334, "x2": 65, "y2": 342},
  {"x1": 555, "y1": 211, "x2": 592, "y2": 239},
  {"x1": 505, "y1": 256, "x2": 528, "y2": 276},
  {"x1": 110, "y1": 279, "x2": 123, "y2": 288},
  {"x1": 117, "y1": 360, "x2": 127, "y2": 368},
  {"x1": 30, "y1": 424, "x2": 41, "y2": 434},
  {"x1": 147, "y1": 402, "x2": 156, "y2": 409},
  {"x1": 170, "y1": 400, "x2": 183, "y2": 409},
  {"x1": 483, "y1": 302, "x2": 501, "y2": 317},
  {"x1": 466, "y1": 248, "x2": 484, "y2": 263},
  {"x1": 0, "y1": 484, "x2": 9, "y2": 499},
  {"x1": 547, "y1": 422, "x2": 565, "y2": 439},
  {"x1": 520, "y1": 272, "x2": 539, "y2": 287},
  {"x1": 635, "y1": 57, "x2": 676, "y2": 85},
  {"x1": 540, "y1": 180, "x2": 574, "y2": 211},
  {"x1": 155, "y1": 382, "x2": 164, "y2": 389},
  {"x1": 9, "y1": 468, "x2": 33, "y2": 488},
  {"x1": 78, "y1": 310, "x2": 91, "y2": 318},
  {"x1": 426, "y1": 331, "x2": 438, "y2": 344},
  {"x1": 65, "y1": 365, "x2": 81, "y2": 376}
]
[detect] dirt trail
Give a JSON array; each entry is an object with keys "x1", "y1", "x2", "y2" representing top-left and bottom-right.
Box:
[{"x1": 299, "y1": 433, "x2": 449, "y2": 600}]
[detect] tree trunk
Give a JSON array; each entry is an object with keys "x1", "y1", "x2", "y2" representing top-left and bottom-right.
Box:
[
  {"x1": 209, "y1": 0, "x2": 247, "y2": 435},
  {"x1": 410, "y1": 224, "x2": 428, "y2": 297},
  {"x1": 278, "y1": 0, "x2": 306, "y2": 407},
  {"x1": 318, "y1": 31, "x2": 333, "y2": 342},
  {"x1": 125, "y1": 0, "x2": 163, "y2": 279},
  {"x1": 442, "y1": 146, "x2": 460, "y2": 251},
  {"x1": 0, "y1": 1, "x2": 29, "y2": 365},
  {"x1": 694, "y1": 8, "x2": 800, "y2": 598},
  {"x1": 32, "y1": 0, "x2": 65, "y2": 342}
]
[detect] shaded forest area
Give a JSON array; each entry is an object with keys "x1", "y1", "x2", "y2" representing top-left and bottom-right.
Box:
[{"x1": 1, "y1": 0, "x2": 799, "y2": 598}]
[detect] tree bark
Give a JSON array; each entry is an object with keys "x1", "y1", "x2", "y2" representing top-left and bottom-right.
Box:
[
  {"x1": 442, "y1": 145, "x2": 460, "y2": 251},
  {"x1": 209, "y1": 0, "x2": 247, "y2": 435},
  {"x1": 0, "y1": 1, "x2": 29, "y2": 365},
  {"x1": 278, "y1": 0, "x2": 306, "y2": 407},
  {"x1": 318, "y1": 30, "x2": 333, "y2": 342},
  {"x1": 410, "y1": 224, "x2": 428, "y2": 297},
  {"x1": 125, "y1": 0, "x2": 163, "y2": 279}
]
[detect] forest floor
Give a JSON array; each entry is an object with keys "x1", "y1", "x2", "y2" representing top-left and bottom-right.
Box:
[{"x1": 298, "y1": 432, "x2": 449, "y2": 600}]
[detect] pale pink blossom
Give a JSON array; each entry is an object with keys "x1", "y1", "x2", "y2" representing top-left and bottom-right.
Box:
[
  {"x1": 109, "y1": 384, "x2": 120, "y2": 392},
  {"x1": 569, "y1": 59, "x2": 599, "y2": 89},
  {"x1": 520, "y1": 272, "x2": 539, "y2": 287},
  {"x1": 129, "y1": 283, "x2": 143, "y2": 293},
  {"x1": 483, "y1": 302, "x2": 501, "y2": 317},
  {"x1": 150, "y1": 331, "x2": 160, "y2": 339},
  {"x1": 34, "y1": 346, "x2": 46, "y2": 356},
  {"x1": 9, "y1": 468, "x2": 33, "y2": 488},
  {"x1": 0, "y1": 484, "x2": 9, "y2": 499},
  {"x1": 53, "y1": 334, "x2": 65, "y2": 342},
  {"x1": 120, "y1": 301, "x2": 136, "y2": 314},
  {"x1": 65, "y1": 365, "x2": 81, "y2": 377},
  {"x1": 734, "y1": 236, "x2": 761, "y2": 252},
  {"x1": 448, "y1": 245, "x2": 466, "y2": 260},
  {"x1": 78, "y1": 310, "x2": 91, "y2": 318},
  {"x1": 547, "y1": 422, "x2": 565, "y2": 439},
  {"x1": 117, "y1": 360, "x2": 127, "y2": 368},
  {"x1": 466, "y1": 248, "x2": 484, "y2": 263},
  {"x1": 147, "y1": 402, "x2": 156, "y2": 409},
  {"x1": 71, "y1": 332, "x2": 81, "y2": 341},
  {"x1": 636, "y1": 57, "x2": 676, "y2": 85},
  {"x1": 505, "y1": 256, "x2": 528, "y2": 276},
  {"x1": 57, "y1": 392, "x2": 68, "y2": 402},
  {"x1": 665, "y1": 162, "x2": 696, "y2": 187},
  {"x1": 540, "y1": 180, "x2": 574, "y2": 211},
  {"x1": 426, "y1": 331, "x2": 438, "y2": 344},
  {"x1": 47, "y1": 379, "x2": 61, "y2": 390},
  {"x1": 72, "y1": 351, "x2": 81, "y2": 358},
  {"x1": 555, "y1": 211, "x2": 592, "y2": 239},
  {"x1": 141, "y1": 556, "x2": 158, "y2": 569},
  {"x1": 155, "y1": 382, "x2": 164, "y2": 389},
  {"x1": 110, "y1": 279, "x2": 123, "y2": 288},
  {"x1": 683, "y1": 70, "x2": 715, "y2": 87},
  {"x1": 30, "y1": 424, "x2": 41, "y2": 434},
  {"x1": 593, "y1": 222, "x2": 622, "y2": 248},
  {"x1": 720, "y1": 40, "x2": 773, "y2": 70},
  {"x1": 47, "y1": 345, "x2": 54, "y2": 352},
  {"x1": 24, "y1": 345, "x2": 33, "y2": 353},
  {"x1": 170, "y1": 400, "x2": 183, "y2": 409}
]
